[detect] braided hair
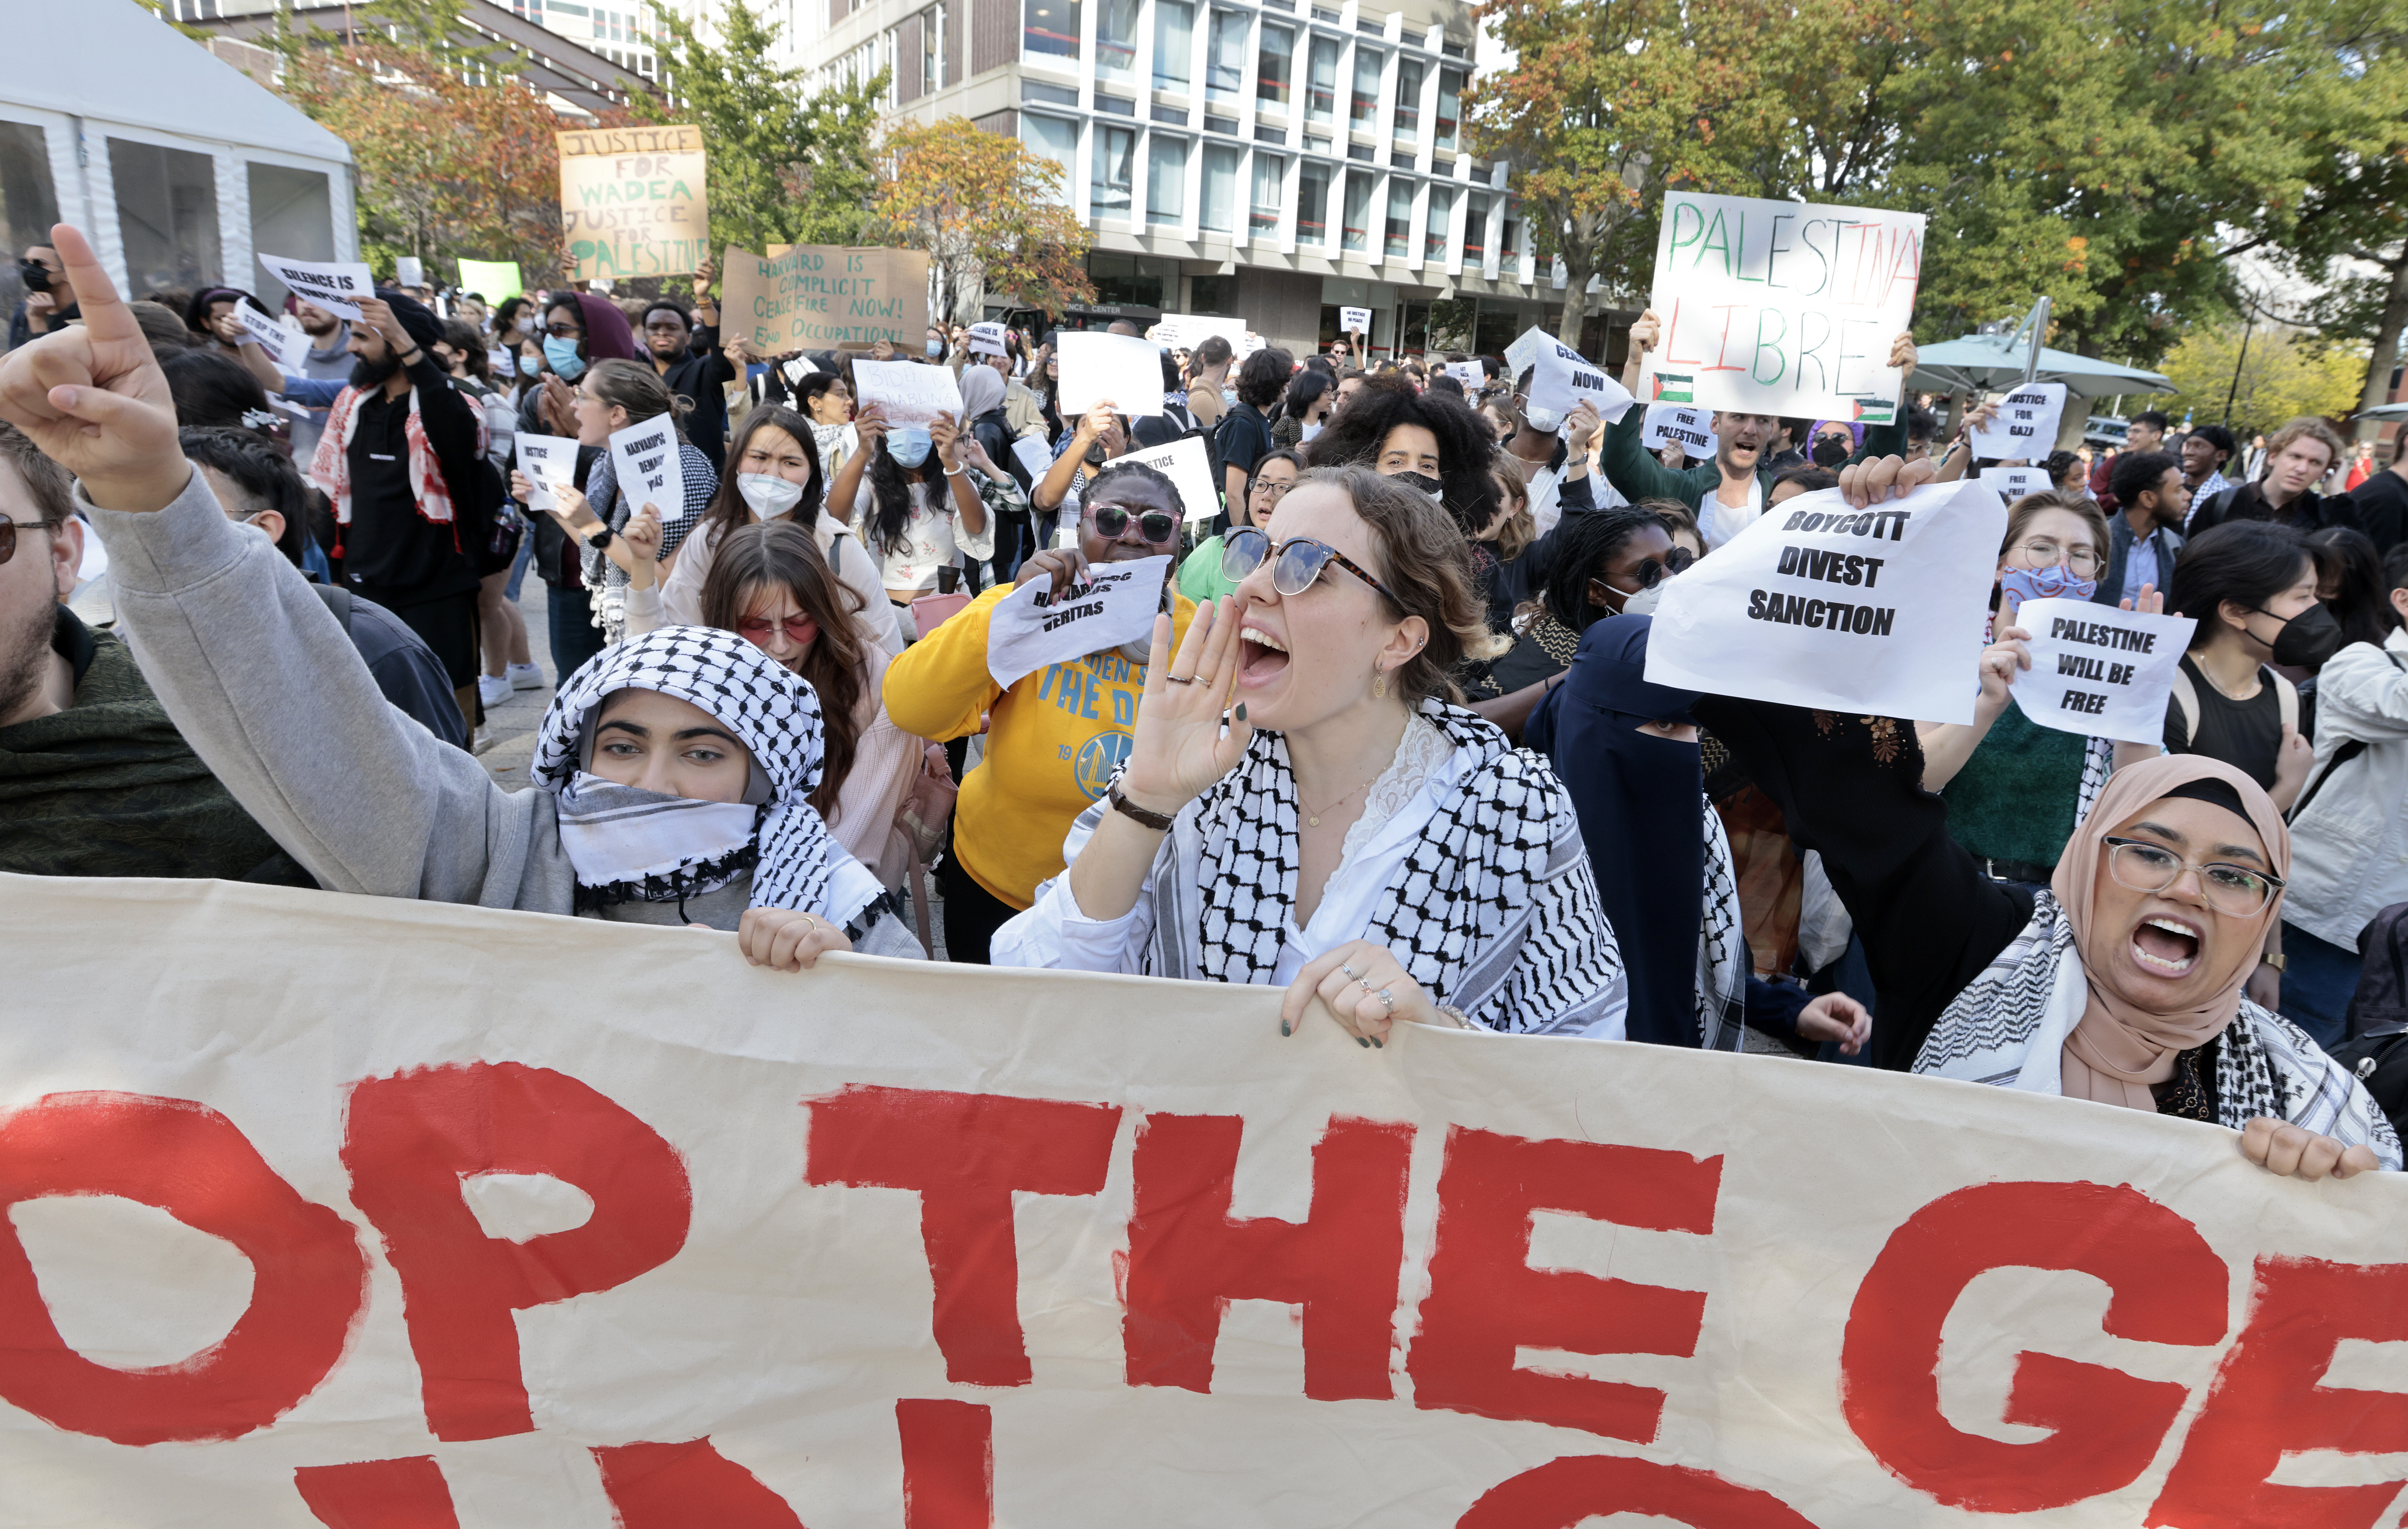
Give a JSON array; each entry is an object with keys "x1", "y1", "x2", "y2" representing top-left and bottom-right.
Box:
[{"x1": 1540, "y1": 506, "x2": 1667, "y2": 633}]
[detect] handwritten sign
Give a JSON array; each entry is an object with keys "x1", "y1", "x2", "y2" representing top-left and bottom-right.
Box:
[
  {"x1": 1968, "y1": 381, "x2": 2068, "y2": 460},
  {"x1": 1339, "y1": 305, "x2": 1372, "y2": 335},
  {"x1": 987, "y1": 553, "x2": 1171, "y2": 686},
  {"x1": 231, "y1": 304, "x2": 308, "y2": 371},
  {"x1": 718, "y1": 243, "x2": 930, "y2": 354},
  {"x1": 967, "y1": 321, "x2": 1007, "y2": 358},
  {"x1": 1644, "y1": 403, "x2": 1719, "y2": 457},
  {"x1": 1155, "y1": 312, "x2": 1249, "y2": 352},
  {"x1": 1646, "y1": 477, "x2": 2004, "y2": 724},
  {"x1": 514, "y1": 433, "x2": 579, "y2": 515},
  {"x1": 607, "y1": 416, "x2": 684, "y2": 528},
  {"x1": 1056, "y1": 331, "x2": 1167, "y2": 419},
  {"x1": 852, "y1": 360, "x2": 964, "y2": 427},
  {"x1": 558, "y1": 124, "x2": 708, "y2": 280},
  {"x1": 1639, "y1": 191, "x2": 1925, "y2": 422},
  {"x1": 1526, "y1": 335, "x2": 1636, "y2": 423},
  {"x1": 1981, "y1": 466, "x2": 2052, "y2": 502},
  {"x1": 256, "y1": 253, "x2": 373, "y2": 321},
  {"x1": 2009, "y1": 597, "x2": 2196, "y2": 745},
  {"x1": 1118, "y1": 435, "x2": 1221, "y2": 524}
]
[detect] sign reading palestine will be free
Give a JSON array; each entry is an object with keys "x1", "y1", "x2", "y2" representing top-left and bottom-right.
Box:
[{"x1": 557, "y1": 125, "x2": 710, "y2": 280}]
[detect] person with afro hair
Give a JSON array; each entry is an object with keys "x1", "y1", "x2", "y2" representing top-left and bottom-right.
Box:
[{"x1": 1301, "y1": 369, "x2": 1499, "y2": 540}]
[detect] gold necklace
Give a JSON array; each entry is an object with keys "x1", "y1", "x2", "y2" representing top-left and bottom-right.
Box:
[{"x1": 1298, "y1": 771, "x2": 1380, "y2": 828}]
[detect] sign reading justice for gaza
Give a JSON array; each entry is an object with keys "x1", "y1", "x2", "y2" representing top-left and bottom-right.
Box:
[
  {"x1": 1638, "y1": 192, "x2": 1926, "y2": 424},
  {"x1": 558, "y1": 125, "x2": 709, "y2": 281},
  {"x1": 718, "y1": 243, "x2": 931, "y2": 354},
  {"x1": 2010, "y1": 597, "x2": 2197, "y2": 745}
]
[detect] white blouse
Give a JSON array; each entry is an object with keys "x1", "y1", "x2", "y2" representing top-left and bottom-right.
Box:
[{"x1": 845, "y1": 474, "x2": 998, "y2": 596}]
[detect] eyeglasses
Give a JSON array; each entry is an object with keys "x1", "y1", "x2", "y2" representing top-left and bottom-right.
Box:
[
  {"x1": 1250, "y1": 476, "x2": 1294, "y2": 502},
  {"x1": 1222, "y1": 527, "x2": 1400, "y2": 607},
  {"x1": 1089, "y1": 504, "x2": 1179, "y2": 544},
  {"x1": 0, "y1": 511, "x2": 58, "y2": 567},
  {"x1": 2012, "y1": 538, "x2": 2104, "y2": 578},
  {"x1": 2101, "y1": 836, "x2": 2284, "y2": 918},
  {"x1": 735, "y1": 614, "x2": 820, "y2": 647}
]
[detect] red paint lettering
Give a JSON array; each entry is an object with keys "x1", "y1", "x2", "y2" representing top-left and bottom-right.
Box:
[
  {"x1": 294, "y1": 1457, "x2": 461, "y2": 1528},
  {"x1": 1457, "y1": 1453, "x2": 1821, "y2": 1528},
  {"x1": 2149, "y1": 1256, "x2": 2408, "y2": 1528},
  {"x1": 805, "y1": 1086, "x2": 1121, "y2": 1387},
  {"x1": 1406, "y1": 1126, "x2": 1721, "y2": 1441},
  {"x1": 1706, "y1": 304, "x2": 1748, "y2": 372},
  {"x1": 1840, "y1": 1181, "x2": 2226, "y2": 1512},
  {"x1": 342, "y1": 1062, "x2": 692, "y2": 1441},
  {"x1": 0, "y1": 1091, "x2": 365, "y2": 1445},
  {"x1": 898, "y1": 1398, "x2": 995, "y2": 1529},
  {"x1": 1123, "y1": 1114, "x2": 1413, "y2": 1400},
  {"x1": 593, "y1": 1437, "x2": 806, "y2": 1526},
  {"x1": 1662, "y1": 298, "x2": 1705, "y2": 368}
]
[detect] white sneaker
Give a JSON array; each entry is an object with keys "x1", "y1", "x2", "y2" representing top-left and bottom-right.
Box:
[
  {"x1": 471, "y1": 726, "x2": 499, "y2": 756},
  {"x1": 478, "y1": 673, "x2": 513, "y2": 708},
  {"x1": 507, "y1": 662, "x2": 545, "y2": 690}
]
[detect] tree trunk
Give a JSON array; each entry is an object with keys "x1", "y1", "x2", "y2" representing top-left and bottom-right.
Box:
[{"x1": 2355, "y1": 245, "x2": 2408, "y2": 437}]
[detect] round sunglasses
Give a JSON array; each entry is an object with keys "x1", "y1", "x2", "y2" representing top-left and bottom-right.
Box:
[
  {"x1": 735, "y1": 614, "x2": 819, "y2": 646},
  {"x1": 0, "y1": 511, "x2": 59, "y2": 568},
  {"x1": 1220, "y1": 527, "x2": 1400, "y2": 607},
  {"x1": 1089, "y1": 503, "x2": 1179, "y2": 544}
]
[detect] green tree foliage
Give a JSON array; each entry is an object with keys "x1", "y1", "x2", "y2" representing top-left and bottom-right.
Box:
[{"x1": 2133, "y1": 323, "x2": 2367, "y2": 436}]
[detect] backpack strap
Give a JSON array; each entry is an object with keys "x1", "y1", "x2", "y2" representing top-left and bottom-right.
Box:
[
  {"x1": 2286, "y1": 653, "x2": 2403, "y2": 819},
  {"x1": 2169, "y1": 662, "x2": 2199, "y2": 749},
  {"x1": 309, "y1": 580, "x2": 355, "y2": 636},
  {"x1": 2269, "y1": 665, "x2": 2299, "y2": 736}
]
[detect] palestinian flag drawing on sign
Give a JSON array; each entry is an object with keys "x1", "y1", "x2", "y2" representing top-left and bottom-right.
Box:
[
  {"x1": 1652, "y1": 373, "x2": 1694, "y2": 403},
  {"x1": 1852, "y1": 399, "x2": 1897, "y2": 424}
]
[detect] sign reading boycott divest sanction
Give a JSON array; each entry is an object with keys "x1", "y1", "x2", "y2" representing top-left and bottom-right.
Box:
[
  {"x1": 1638, "y1": 191, "x2": 1925, "y2": 423},
  {"x1": 558, "y1": 124, "x2": 709, "y2": 280},
  {"x1": 8, "y1": 873, "x2": 2406, "y2": 1528},
  {"x1": 1646, "y1": 478, "x2": 2003, "y2": 723},
  {"x1": 719, "y1": 243, "x2": 930, "y2": 354}
]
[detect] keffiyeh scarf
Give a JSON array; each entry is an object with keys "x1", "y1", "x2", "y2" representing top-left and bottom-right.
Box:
[
  {"x1": 530, "y1": 626, "x2": 881, "y2": 925},
  {"x1": 1694, "y1": 800, "x2": 1749, "y2": 1050},
  {"x1": 307, "y1": 382, "x2": 487, "y2": 554}
]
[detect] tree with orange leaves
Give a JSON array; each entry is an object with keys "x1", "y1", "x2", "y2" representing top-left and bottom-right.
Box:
[{"x1": 872, "y1": 117, "x2": 1096, "y2": 323}]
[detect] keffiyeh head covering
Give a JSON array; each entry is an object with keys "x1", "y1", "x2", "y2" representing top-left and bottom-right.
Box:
[{"x1": 530, "y1": 626, "x2": 879, "y2": 924}]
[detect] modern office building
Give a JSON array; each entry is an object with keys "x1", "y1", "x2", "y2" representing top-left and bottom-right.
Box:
[{"x1": 803, "y1": 0, "x2": 1559, "y2": 360}]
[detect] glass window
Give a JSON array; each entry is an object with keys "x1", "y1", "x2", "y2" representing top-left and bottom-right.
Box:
[
  {"x1": 1206, "y1": 10, "x2": 1246, "y2": 103},
  {"x1": 1424, "y1": 185, "x2": 1452, "y2": 260},
  {"x1": 1023, "y1": 113, "x2": 1080, "y2": 193},
  {"x1": 1500, "y1": 204, "x2": 1522, "y2": 267},
  {"x1": 1464, "y1": 191, "x2": 1488, "y2": 261},
  {"x1": 1305, "y1": 35, "x2": 1341, "y2": 127},
  {"x1": 1351, "y1": 48, "x2": 1382, "y2": 130},
  {"x1": 1023, "y1": 0, "x2": 1079, "y2": 57},
  {"x1": 1256, "y1": 24, "x2": 1293, "y2": 109},
  {"x1": 1297, "y1": 161, "x2": 1331, "y2": 245},
  {"x1": 1435, "y1": 67, "x2": 1464, "y2": 152},
  {"x1": 1092, "y1": 125, "x2": 1136, "y2": 219},
  {"x1": 1148, "y1": 136, "x2": 1187, "y2": 225},
  {"x1": 1384, "y1": 179, "x2": 1412, "y2": 257},
  {"x1": 247, "y1": 163, "x2": 332, "y2": 307},
  {"x1": 3, "y1": 124, "x2": 59, "y2": 317},
  {"x1": 1154, "y1": 1, "x2": 1194, "y2": 91},
  {"x1": 1394, "y1": 58, "x2": 1423, "y2": 141},
  {"x1": 1342, "y1": 168, "x2": 1372, "y2": 252},
  {"x1": 1250, "y1": 152, "x2": 1285, "y2": 235},
  {"x1": 922, "y1": 5, "x2": 941, "y2": 95},
  {"x1": 110, "y1": 139, "x2": 221, "y2": 294},
  {"x1": 1096, "y1": 0, "x2": 1139, "y2": 83},
  {"x1": 1191, "y1": 273, "x2": 1236, "y2": 312},
  {"x1": 1201, "y1": 144, "x2": 1239, "y2": 232}
]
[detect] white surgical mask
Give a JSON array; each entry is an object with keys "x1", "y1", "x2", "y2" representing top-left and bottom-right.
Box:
[
  {"x1": 738, "y1": 472, "x2": 807, "y2": 519},
  {"x1": 514, "y1": 314, "x2": 536, "y2": 335}
]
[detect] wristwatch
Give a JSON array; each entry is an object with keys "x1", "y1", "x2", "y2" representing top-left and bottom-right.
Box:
[
  {"x1": 1106, "y1": 779, "x2": 1176, "y2": 831},
  {"x1": 2260, "y1": 951, "x2": 2287, "y2": 972},
  {"x1": 587, "y1": 524, "x2": 615, "y2": 550}
]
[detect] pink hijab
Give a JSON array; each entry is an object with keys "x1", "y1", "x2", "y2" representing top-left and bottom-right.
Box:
[{"x1": 2048, "y1": 754, "x2": 2290, "y2": 1109}]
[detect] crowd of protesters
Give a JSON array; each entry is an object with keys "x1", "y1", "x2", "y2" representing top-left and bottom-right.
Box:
[{"x1": 6, "y1": 219, "x2": 2408, "y2": 1187}]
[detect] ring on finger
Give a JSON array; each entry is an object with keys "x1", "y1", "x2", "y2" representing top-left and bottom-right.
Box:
[
  {"x1": 1163, "y1": 673, "x2": 1198, "y2": 685},
  {"x1": 1376, "y1": 988, "x2": 1394, "y2": 1011},
  {"x1": 1358, "y1": 978, "x2": 1374, "y2": 994},
  {"x1": 1339, "y1": 963, "x2": 1360, "y2": 979}
]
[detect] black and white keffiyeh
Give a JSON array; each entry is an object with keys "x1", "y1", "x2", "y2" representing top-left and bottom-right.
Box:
[
  {"x1": 531, "y1": 626, "x2": 882, "y2": 925},
  {"x1": 1694, "y1": 800, "x2": 1749, "y2": 1050}
]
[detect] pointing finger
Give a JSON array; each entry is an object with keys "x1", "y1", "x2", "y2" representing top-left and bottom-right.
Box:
[{"x1": 49, "y1": 225, "x2": 134, "y2": 346}]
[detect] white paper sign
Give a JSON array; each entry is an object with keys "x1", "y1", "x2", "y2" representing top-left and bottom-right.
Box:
[
  {"x1": 1637, "y1": 191, "x2": 1925, "y2": 422},
  {"x1": 1156, "y1": 312, "x2": 1249, "y2": 352},
  {"x1": 1118, "y1": 435, "x2": 1221, "y2": 524},
  {"x1": 1338, "y1": 305, "x2": 1372, "y2": 335},
  {"x1": 1501, "y1": 326, "x2": 1554, "y2": 385},
  {"x1": 230, "y1": 304, "x2": 308, "y2": 370},
  {"x1": 1010, "y1": 435, "x2": 1057, "y2": 489},
  {"x1": 2008, "y1": 597, "x2": 2197, "y2": 746},
  {"x1": 1981, "y1": 466, "x2": 2051, "y2": 502},
  {"x1": 966, "y1": 321, "x2": 1007, "y2": 358},
  {"x1": 1644, "y1": 403, "x2": 1719, "y2": 457},
  {"x1": 513, "y1": 433, "x2": 579, "y2": 514},
  {"x1": 257, "y1": 253, "x2": 375, "y2": 321},
  {"x1": 1969, "y1": 382, "x2": 2068, "y2": 460},
  {"x1": 852, "y1": 359, "x2": 965, "y2": 426},
  {"x1": 1646, "y1": 477, "x2": 2005, "y2": 724},
  {"x1": 269, "y1": 396, "x2": 314, "y2": 419},
  {"x1": 1527, "y1": 336, "x2": 1637, "y2": 423},
  {"x1": 394, "y1": 255, "x2": 424, "y2": 288},
  {"x1": 986, "y1": 553, "x2": 1171, "y2": 687},
  {"x1": 488, "y1": 346, "x2": 515, "y2": 378},
  {"x1": 1056, "y1": 331, "x2": 1167, "y2": 419},
  {"x1": 1444, "y1": 360, "x2": 1485, "y2": 388},
  {"x1": 608, "y1": 416, "x2": 683, "y2": 524}
]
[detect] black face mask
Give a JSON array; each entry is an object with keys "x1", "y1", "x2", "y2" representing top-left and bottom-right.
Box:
[
  {"x1": 17, "y1": 260, "x2": 49, "y2": 292},
  {"x1": 1391, "y1": 470, "x2": 1446, "y2": 502},
  {"x1": 1811, "y1": 433, "x2": 1853, "y2": 468},
  {"x1": 2255, "y1": 602, "x2": 2345, "y2": 668}
]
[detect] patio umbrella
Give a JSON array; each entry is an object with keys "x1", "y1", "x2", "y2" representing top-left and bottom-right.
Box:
[
  {"x1": 2358, "y1": 401, "x2": 2408, "y2": 421},
  {"x1": 1907, "y1": 334, "x2": 2174, "y2": 398}
]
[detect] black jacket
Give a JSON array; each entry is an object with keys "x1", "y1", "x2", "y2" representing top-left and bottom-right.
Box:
[
  {"x1": 656, "y1": 324, "x2": 738, "y2": 475},
  {"x1": 2187, "y1": 481, "x2": 2351, "y2": 538}
]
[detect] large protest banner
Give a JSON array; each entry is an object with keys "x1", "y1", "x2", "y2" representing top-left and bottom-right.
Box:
[
  {"x1": 719, "y1": 244, "x2": 931, "y2": 354},
  {"x1": 558, "y1": 125, "x2": 709, "y2": 281},
  {"x1": 1638, "y1": 192, "x2": 1925, "y2": 423},
  {"x1": 8, "y1": 872, "x2": 2408, "y2": 1528}
]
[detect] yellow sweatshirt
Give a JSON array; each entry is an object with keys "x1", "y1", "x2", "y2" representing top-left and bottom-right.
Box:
[{"x1": 884, "y1": 579, "x2": 1199, "y2": 909}]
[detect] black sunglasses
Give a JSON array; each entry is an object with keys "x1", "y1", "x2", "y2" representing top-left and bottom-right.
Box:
[
  {"x1": 0, "y1": 511, "x2": 58, "y2": 568},
  {"x1": 1089, "y1": 503, "x2": 1179, "y2": 544},
  {"x1": 1221, "y1": 527, "x2": 1401, "y2": 607},
  {"x1": 1619, "y1": 546, "x2": 1697, "y2": 589}
]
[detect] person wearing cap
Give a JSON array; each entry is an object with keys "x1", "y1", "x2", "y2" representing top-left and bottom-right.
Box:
[{"x1": 306, "y1": 289, "x2": 490, "y2": 735}]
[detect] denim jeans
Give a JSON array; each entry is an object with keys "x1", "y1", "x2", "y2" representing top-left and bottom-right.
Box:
[{"x1": 546, "y1": 582, "x2": 607, "y2": 684}]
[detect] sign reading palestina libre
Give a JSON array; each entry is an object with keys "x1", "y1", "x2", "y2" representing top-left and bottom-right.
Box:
[
  {"x1": 9, "y1": 872, "x2": 2408, "y2": 1527},
  {"x1": 1639, "y1": 191, "x2": 1926, "y2": 423},
  {"x1": 557, "y1": 124, "x2": 709, "y2": 280},
  {"x1": 719, "y1": 243, "x2": 932, "y2": 354}
]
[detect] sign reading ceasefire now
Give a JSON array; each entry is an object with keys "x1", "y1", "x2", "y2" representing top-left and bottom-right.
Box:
[
  {"x1": 6, "y1": 874, "x2": 2408, "y2": 1528},
  {"x1": 558, "y1": 125, "x2": 709, "y2": 280}
]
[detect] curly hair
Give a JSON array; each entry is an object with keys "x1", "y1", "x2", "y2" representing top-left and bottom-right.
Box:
[
  {"x1": 698, "y1": 519, "x2": 866, "y2": 819},
  {"x1": 1301, "y1": 371, "x2": 1498, "y2": 538},
  {"x1": 1304, "y1": 465, "x2": 1502, "y2": 704}
]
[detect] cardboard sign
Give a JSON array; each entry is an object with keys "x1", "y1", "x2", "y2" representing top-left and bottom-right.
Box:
[
  {"x1": 607, "y1": 416, "x2": 683, "y2": 525},
  {"x1": 513, "y1": 433, "x2": 579, "y2": 514},
  {"x1": 1444, "y1": 360, "x2": 1485, "y2": 388},
  {"x1": 852, "y1": 360, "x2": 964, "y2": 427},
  {"x1": 558, "y1": 124, "x2": 709, "y2": 280},
  {"x1": 1968, "y1": 381, "x2": 2069, "y2": 460},
  {"x1": 231, "y1": 304, "x2": 308, "y2": 370},
  {"x1": 1981, "y1": 466, "x2": 2052, "y2": 502},
  {"x1": 456, "y1": 258, "x2": 523, "y2": 301},
  {"x1": 394, "y1": 255, "x2": 424, "y2": 288},
  {"x1": 986, "y1": 553, "x2": 1172, "y2": 686},
  {"x1": 1338, "y1": 304, "x2": 1372, "y2": 334},
  {"x1": 1525, "y1": 335, "x2": 1636, "y2": 424},
  {"x1": 256, "y1": 253, "x2": 374, "y2": 321},
  {"x1": 1638, "y1": 191, "x2": 1926, "y2": 422},
  {"x1": 1646, "y1": 477, "x2": 2005, "y2": 724},
  {"x1": 967, "y1": 321, "x2": 1007, "y2": 358},
  {"x1": 718, "y1": 243, "x2": 931, "y2": 354},
  {"x1": 9, "y1": 870, "x2": 2406, "y2": 1528},
  {"x1": 1056, "y1": 331, "x2": 1167, "y2": 419},
  {"x1": 2008, "y1": 597, "x2": 2197, "y2": 745},
  {"x1": 1118, "y1": 434, "x2": 1221, "y2": 524},
  {"x1": 1643, "y1": 403, "x2": 1719, "y2": 457}
]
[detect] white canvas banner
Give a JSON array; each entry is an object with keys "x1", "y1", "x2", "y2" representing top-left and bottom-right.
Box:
[
  {"x1": 514, "y1": 433, "x2": 579, "y2": 515},
  {"x1": 852, "y1": 360, "x2": 965, "y2": 428},
  {"x1": 2009, "y1": 597, "x2": 2197, "y2": 745},
  {"x1": 8, "y1": 874, "x2": 2406, "y2": 1529},
  {"x1": 1637, "y1": 192, "x2": 1925, "y2": 423},
  {"x1": 1643, "y1": 404, "x2": 1719, "y2": 457},
  {"x1": 1118, "y1": 434, "x2": 1221, "y2": 524},
  {"x1": 257, "y1": 254, "x2": 376, "y2": 322},
  {"x1": 1969, "y1": 382, "x2": 2069, "y2": 460},
  {"x1": 986, "y1": 554, "x2": 1172, "y2": 688},
  {"x1": 607, "y1": 416, "x2": 684, "y2": 521},
  {"x1": 1646, "y1": 478, "x2": 2005, "y2": 724},
  {"x1": 1055, "y1": 333, "x2": 1167, "y2": 419},
  {"x1": 231, "y1": 305, "x2": 309, "y2": 371}
]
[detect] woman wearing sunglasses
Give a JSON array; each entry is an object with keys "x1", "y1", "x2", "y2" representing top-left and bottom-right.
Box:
[
  {"x1": 884, "y1": 459, "x2": 1200, "y2": 965},
  {"x1": 991, "y1": 466, "x2": 1627, "y2": 1044}
]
